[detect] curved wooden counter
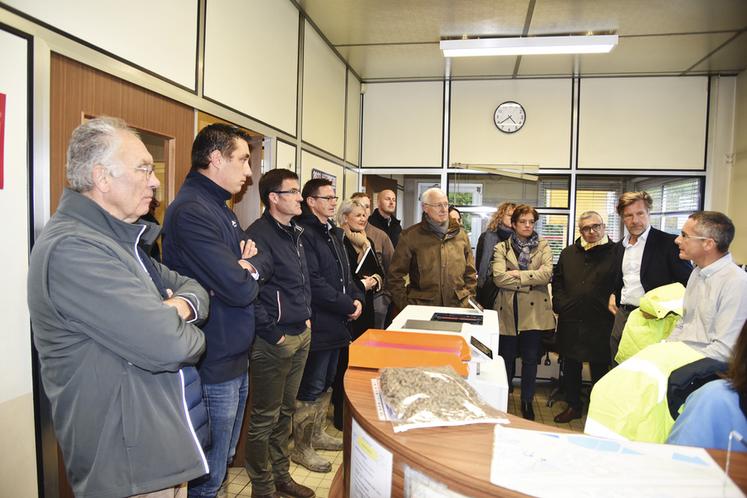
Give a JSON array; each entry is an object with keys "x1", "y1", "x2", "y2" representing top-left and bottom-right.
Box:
[{"x1": 341, "y1": 367, "x2": 747, "y2": 498}]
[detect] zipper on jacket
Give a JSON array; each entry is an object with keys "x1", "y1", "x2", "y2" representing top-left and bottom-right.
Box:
[
  {"x1": 276, "y1": 221, "x2": 312, "y2": 317},
  {"x1": 133, "y1": 224, "x2": 149, "y2": 275},
  {"x1": 178, "y1": 369, "x2": 210, "y2": 474},
  {"x1": 276, "y1": 290, "x2": 282, "y2": 322}
]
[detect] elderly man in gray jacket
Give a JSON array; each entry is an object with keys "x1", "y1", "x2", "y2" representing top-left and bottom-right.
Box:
[{"x1": 28, "y1": 118, "x2": 210, "y2": 498}]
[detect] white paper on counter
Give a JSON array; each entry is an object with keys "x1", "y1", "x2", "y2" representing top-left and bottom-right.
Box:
[
  {"x1": 490, "y1": 426, "x2": 744, "y2": 498},
  {"x1": 350, "y1": 418, "x2": 393, "y2": 498}
]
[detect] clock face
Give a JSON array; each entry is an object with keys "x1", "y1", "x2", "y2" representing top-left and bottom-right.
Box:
[{"x1": 494, "y1": 101, "x2": 526, "y2": 134}]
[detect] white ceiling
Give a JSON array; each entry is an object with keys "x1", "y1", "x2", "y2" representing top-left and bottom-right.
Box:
[{"x1": 297, "y1": 0, "x2": 747, "y2": 81}]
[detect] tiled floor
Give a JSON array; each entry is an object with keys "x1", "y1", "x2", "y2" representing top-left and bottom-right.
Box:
[
  {"x1": 225, "y1": 425, "x2": 342, "y2": 498},
  {"x1": 225, "y1": 379, "x2": 589, "y2": 497}
]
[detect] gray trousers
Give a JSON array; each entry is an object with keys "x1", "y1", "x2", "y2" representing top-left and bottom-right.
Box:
[{"x1": 245, "y1": 329, "x2": 311, "y2": 495}]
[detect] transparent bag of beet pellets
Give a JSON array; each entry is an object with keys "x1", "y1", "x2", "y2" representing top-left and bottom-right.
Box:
[{"x1": 377, "y1": 365, "x2": 508, "y2": 432}]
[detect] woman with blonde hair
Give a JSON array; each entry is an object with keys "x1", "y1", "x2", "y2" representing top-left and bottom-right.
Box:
[
  {"x1": 475, "y1": 202, "x2": 516, "y2": 307},
  {"x1": 331, "y1": 199, "x2": 385, "y2": 429}
]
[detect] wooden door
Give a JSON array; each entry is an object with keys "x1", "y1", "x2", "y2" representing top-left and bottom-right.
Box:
[{"x1": 50, "y1": 53, "x2": 194, "y2": 212}]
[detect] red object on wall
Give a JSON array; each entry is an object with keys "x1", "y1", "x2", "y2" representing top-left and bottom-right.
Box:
[{"x1": 0, "y1": 92, "x2": 5, "y2": 190}]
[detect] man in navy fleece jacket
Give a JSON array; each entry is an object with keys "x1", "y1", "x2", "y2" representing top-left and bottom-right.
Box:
[{"x1": 163, "y1": 123, "x2": 268, "y2": 498}]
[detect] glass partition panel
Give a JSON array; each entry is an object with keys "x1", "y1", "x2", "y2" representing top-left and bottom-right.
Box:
[{"x1": 448, "y1": 173, "x2": 569, "y2": 209}]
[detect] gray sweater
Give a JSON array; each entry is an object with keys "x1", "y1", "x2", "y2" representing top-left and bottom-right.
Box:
[{"x1": 28, "y1": 189, "x2": 210, "y2": 498}]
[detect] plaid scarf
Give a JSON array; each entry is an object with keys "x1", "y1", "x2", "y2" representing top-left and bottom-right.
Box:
[{"x1": 510, "y1": 232, "x2": 540, "y2": 270}]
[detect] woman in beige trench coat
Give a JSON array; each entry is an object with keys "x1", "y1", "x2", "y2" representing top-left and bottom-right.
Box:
[{"x1": 492, "y1": 204, "x2": 556, "y2": 420}]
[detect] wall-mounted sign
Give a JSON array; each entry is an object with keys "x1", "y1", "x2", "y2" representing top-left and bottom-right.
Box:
[
  {"x1": 311, "y1": 168, "x2": 337, "y2": 187},
  {"x1": 0, "y1": 92, "x2": 5, "y2": 189}
]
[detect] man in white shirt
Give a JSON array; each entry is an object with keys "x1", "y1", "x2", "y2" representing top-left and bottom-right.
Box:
[
  {"x1": 666, "y1": 211, "x2": 747, "y2": 361},
  {"x1": 608, "y1": 191, "x2": 692, "y2": 362}
]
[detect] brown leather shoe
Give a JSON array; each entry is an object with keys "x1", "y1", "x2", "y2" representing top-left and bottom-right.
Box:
[
  {"x1": 276, "y1": 478, "x2": 316, "y2": 498},
  {"x1": 554, "y1": 406, "x2": 582, "y2": 423}
]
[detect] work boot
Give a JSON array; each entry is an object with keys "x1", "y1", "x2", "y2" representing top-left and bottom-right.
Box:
[
  {"x1": 290, "y1": 400, "x2": 332, "y2": 473},
  {"x1": 276, "y1": 478, "x2": 315, "y2": 498},
  {"x1": 312, "y1": 391, "x2": 343, "y2": 451}
]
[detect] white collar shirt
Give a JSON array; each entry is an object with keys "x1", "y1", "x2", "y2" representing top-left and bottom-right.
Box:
[
  {"x1": 667, "y1": 253, "x2": 747, "y2": 362},
  {"x1": 620, "y1": 224, "x2": 652, "y2": 306}
]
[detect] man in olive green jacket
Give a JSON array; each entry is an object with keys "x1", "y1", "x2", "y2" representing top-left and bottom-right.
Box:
[{"x1": 387, "y1": 188, "x2": 477, "y2": 312}]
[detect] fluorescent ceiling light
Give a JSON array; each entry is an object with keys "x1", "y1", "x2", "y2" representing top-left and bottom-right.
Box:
[{"x1": 440, "y1": 35, "x2": 618, "y2": 57}]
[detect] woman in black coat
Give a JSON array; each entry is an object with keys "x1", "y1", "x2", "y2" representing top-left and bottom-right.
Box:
[
  {"x1": 551, "y1": 211, "x2": 619, "y2": 423},
  {"x1": 331, "y1": 199, "x2": 384, "y2": 428}
]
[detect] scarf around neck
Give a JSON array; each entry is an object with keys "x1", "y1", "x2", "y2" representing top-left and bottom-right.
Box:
[
  {"x1": 511, "y1": 232, "x2": 540, "y2": 270},
  {"x1": 425, "y1": 214, "x2": 449, "y2": 237},
  {"x1": 344, "y1": 226, "x2": 370, "y2": 262}
]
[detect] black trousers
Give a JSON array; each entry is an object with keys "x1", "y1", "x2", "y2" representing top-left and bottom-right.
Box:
[{"x1": 562, "y1": 358, "x2": 609, "y2": 410}]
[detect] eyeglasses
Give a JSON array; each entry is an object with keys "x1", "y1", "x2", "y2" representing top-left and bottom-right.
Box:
[
  {"x1": 679, "y1": 231, "x2": 711, "y2": 241},
  {"x1": 423, "y1": 202, "x2": 449, "y2": 209},
  {"x1": 579, "y1": 223, "x2": 604, "y2": 234},
  {"x1": 134, "y1": 165, "x2": 155, "y2": 178},
  {"x1": 310, "y1": 195, "x2": 339, "y2": 201},
  {"x1": 273, "y1": 189, "x2": 301, "y2": 196}
]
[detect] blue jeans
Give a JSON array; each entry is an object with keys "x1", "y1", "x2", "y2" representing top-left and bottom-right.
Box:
[
  {"x1": 188, "y1": 372, "x2": 248, "y2": 498},
  {"x1": 500, "y1": 330, "x2": 543, "y2": 403},
  {"x1": 297, "y1": 348, "x2": 340, "y2": 401}
]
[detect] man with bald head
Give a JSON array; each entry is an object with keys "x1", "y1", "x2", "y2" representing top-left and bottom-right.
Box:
[
  {"x1": 369, "y1": 188, "x2": 402, "y2": 247},
  {"x1": 387, "y1": 187, "x2": 476, "y2": 312}
]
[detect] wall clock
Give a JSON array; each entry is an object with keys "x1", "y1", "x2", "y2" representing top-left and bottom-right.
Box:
[{"x1": 494, "y1": 101, "x2": 526, "y2": 134}]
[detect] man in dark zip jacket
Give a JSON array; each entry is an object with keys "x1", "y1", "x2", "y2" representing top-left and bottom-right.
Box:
[
  {"x1": 28, "y1": 118, "x2": 209, "y2": 498},
  {"x1": 293, "y1": 178, "x2": 364, "y2": 473},
  {"x1": 163, "y1": 124, "x2": 268, "y2": 498},
  {"x1": 244, "y1": 169, "x2": 316, "y2": 498}
]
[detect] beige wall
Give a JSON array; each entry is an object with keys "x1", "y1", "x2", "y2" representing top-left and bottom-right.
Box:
[
  {"x1": 300, "y1": 150, "x2": 345, "y2": 192},
  {"x1": 6, "y1": 0, "x2": 198, "y2": 89},
  {"x1": 345, "y1": 71, "x2": 362, "y2": 165},
  {"x1": 276, "y1": 140, "x2": 297, "y2": 171},
  {"x1": 344, "y1": 168, "x2": 360, "y2": 200},
  {"x1": 579, "y1": 76, "x2": 708, "y2": 170},
  {"x1": 302, "y1": 21, "x2": 346, "y2": 158},
  {"x1": 362, "y1": 81, "x2": 444, "y2": 167},
  {"x1": 450, "y1": 79, "x2": 572, "y2": 169},
  {"x1": 0, "y1": 28, "x2": 37, "y2": 498},
  {"x1": 203, "y1": 0, "x2": 299, "y2": 135},
  {"x1": 729, "y1": 71, "x2": 747, "y2": 264}
]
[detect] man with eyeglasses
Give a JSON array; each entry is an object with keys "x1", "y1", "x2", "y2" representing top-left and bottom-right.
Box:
[
  {"x1": 163, "y1": 123, "x2": 268, "y2": 498},
  {"x1": 387, "y1": 187, "x2": 477, "y2": 312},
  {"x1": 292, "y1": 178, "x2": 363, "y2": 474},
  {"x1": 29, "y1": 118, "x2": 209, "y2": 498},
  {"x1": 665, "y1": 211, "x2": 747, "y2": 361},
  {"x1": 608, "y1": 191, "x2": 692, "y2": 363},
  {"x1": 243, "y1": 169, "x2": 317, "y2": 498},
  {"x1": 552, "y1": 211, "x2": 618, "y2": 423}
]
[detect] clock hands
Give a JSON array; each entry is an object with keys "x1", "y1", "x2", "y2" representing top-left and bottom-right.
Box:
[{"x1": 498, "y1": 116, "x2": 517, "y2": 125}]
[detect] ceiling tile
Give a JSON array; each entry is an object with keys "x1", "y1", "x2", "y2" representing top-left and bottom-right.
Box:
[
  {"x1": 299, "y1": 0, "x2": 531, "y2": 45},
  {"x1": 338, "y1": 44, "x2": 446, "y2": 80},
  {"x1": 689, "y1": 31, "x2": 747, "y2": 73},
  {"x1": 530, "y1": 0, "x2": 747, "y2": 36}
]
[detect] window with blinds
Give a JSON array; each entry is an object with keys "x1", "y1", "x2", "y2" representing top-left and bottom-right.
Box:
[
  {"x1": 447, "y1": 173, "x2": 570, "y2": 208},
  {"x1": 536, "y1": 214, "x2": 568, "y2": 263},
  {"x1": 634, "y1": 177, "x2": 702, "y2": 235},
  {"x1": 575, "y1": 177, "x2": 625, "y2": 242},
  {"x1": 574, "y1": 176, "x2": 702, "y2": 240}
]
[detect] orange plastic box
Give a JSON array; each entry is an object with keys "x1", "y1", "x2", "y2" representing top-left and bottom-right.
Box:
[{"x1": 349, "y1": 329, "x2": 471, "y2": 376}]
